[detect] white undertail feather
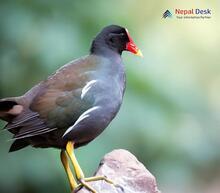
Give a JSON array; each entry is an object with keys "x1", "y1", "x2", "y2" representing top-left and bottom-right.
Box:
[
  {"x1": 63, "y1": 106, "x2": 101, "y2": 136},
  {"x1": 81, "y1": 80, "x2": 98, "y2": 99}
]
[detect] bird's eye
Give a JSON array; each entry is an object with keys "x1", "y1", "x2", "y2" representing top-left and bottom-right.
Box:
[{"x1": 109, "y1": 33, "x2": 125, "y2": 41}]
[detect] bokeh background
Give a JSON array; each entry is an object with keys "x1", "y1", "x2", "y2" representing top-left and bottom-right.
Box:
[{"x1": 0, "y1": 1, "x2": 220, "y2": 193}]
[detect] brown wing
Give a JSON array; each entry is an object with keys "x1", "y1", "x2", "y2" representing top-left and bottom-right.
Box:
[{"x1": 10, "y1": 55, "x2": 98, "y2": 140}]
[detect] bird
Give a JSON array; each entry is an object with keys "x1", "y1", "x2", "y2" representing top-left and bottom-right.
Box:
[{"x1": 0, "y1": 25, "x2": 142, "y2": 193}]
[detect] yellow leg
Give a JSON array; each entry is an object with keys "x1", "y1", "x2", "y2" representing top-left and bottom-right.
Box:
[
  {"x1": 66, "y1": 141, "x2": 98, "y2": 193},
  {"x1": 65, "y1": 141, "x2": 117, "y2": 193},
  {"x1": 66, "y1": 141, "x2": 84, "y2": 179},
  {"x1": 60, "y1": 150, "x2": 78, "y2": 191}
]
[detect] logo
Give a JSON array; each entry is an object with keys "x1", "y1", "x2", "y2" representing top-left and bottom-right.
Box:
[
  {"x1": 162, "y1": 10, "x2": 172, "y2": 18},
  {"x1": 162, "y1": 8, "x2": 212, "y2": 19}
]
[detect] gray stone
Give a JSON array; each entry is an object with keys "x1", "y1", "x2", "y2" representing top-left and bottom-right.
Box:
[{"x1": 77, "y1": 149, "x2": 161, "y2": 193}]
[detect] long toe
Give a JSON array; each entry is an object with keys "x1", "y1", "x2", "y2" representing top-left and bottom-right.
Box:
[
  {"x1": 73, "y1": 176, "x2": 124, "y2": 193},
  {"x1": 84, "y1": 176, "x2": 124, "y2": 192},
  {"x1": 84, "y1": 176, "x2": 114, "y2": 184},
  {"x1": 77, "y1": 179, "x2": 97, "y2": 193}
]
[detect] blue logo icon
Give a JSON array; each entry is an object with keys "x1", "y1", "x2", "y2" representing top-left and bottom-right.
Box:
[{"x1": 163, "y1": 10, "x2": 172, "y2": 18}]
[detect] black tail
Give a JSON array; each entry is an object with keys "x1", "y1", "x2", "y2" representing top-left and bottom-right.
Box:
[{"x1": 9, "y1": 139, "x2": 29, "y2": 152}]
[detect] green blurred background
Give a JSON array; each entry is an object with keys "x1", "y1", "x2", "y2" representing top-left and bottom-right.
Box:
[{"x1": 0, "y1": 1, "x2": 220, "y2": 193}]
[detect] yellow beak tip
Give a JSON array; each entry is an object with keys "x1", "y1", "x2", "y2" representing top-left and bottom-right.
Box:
[{"x1": 136, "y1": 49, "x2": 144, "y2": 58}]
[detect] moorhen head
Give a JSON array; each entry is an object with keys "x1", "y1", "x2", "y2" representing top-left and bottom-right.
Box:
[
  {"x1": 90, "y1": 25, "x2": 143, "y2": 57},
  {"x1": 0, "y1": 25, "x2": 142, "y2": 193}
]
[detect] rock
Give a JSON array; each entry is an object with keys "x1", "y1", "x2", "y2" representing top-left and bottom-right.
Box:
[{"x1": 77, "y1": 149, "x2": 161, "y2": 193}]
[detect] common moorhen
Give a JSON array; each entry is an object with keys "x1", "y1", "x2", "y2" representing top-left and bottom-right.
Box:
[{"x1": 0, "y1": 25, "x2": 142, "y2": 193}]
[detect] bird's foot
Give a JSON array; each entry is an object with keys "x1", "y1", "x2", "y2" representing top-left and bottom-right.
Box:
[
  {"x1": 72, "y1": 180, "x2": 97, "y2": 193},
  {"x1": 84, "y1": 175, "x2": 114, "y2": 184},
  {"x1": 73, "y1": 176, "x2": 123, "y2": 193}
]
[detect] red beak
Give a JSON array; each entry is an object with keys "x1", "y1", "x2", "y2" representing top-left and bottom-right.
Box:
[{"x1": 125, "y1": 29, "x2": 143, "y2": 57}]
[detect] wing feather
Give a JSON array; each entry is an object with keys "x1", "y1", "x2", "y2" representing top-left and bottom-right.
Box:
[
  {"x1": 12, "y1": 128, "x2": 57, "y2": 140},
  {"x1": 7, "y1": 56, "x2": 99, "y2": 141}
]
